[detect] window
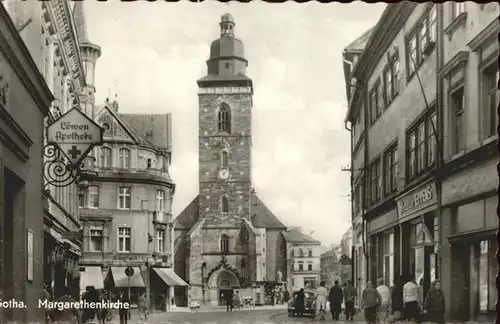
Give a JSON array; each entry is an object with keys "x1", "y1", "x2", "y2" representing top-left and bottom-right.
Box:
[
  {"x1": 407, "y1": 110, "x2": 436, "y2": 179},
  {"x1": 478, "y1": 239, "x2": 497, "y2": 311},
  {"x1": 155, "y1": 229, "x2": 165, "y2": 253},
  {"x1": 88, "y1": 186, "x2": 99, "y2": 209},
  {"x1": 119, "y1": 148, "x2": 131, "y2": 168},
  {"x1": 78, "y1": 189, "x2": 84, "y2": 208},
  {"x1": 451, "y1": 87, "x2": 465, "y2": 154},
  {"x1": 482, "y1": 65, "x2": 499, "y2": 138},
  {"x1": 427, "y1": 112, "x2": 437, "y2": 165},
  {"x1": 118, "y1": 187, "x2": 131, "y2": 209},
  {"x1": 299, "y1": 249, "x2": 304, "y2": 257},
  {"x1": 407, "y1": 6, "x2": 437, "y2": 78},
  {"x1": 220, "y1": 234, "x2": 229, "y2": 253},
  {"x1": 221, "y1": 196, "x2": 229, "y2": 213},
  {"x1": 452, "y1": 2, "x2": 465, "y2": 19},
  {"x1": 429, "y1": 5, "x2": 437, "y2": 43},
  {"x1": 308, "y1": 249, "x2": 312, "y2": 257},
  {"x1": 383, "y1": 145, "x2": 398, "y2": 195},
  {"x1": 369, "y1": 158, "x2": 381, "y2": 204},
  {"x1": 90, "y1": 228, "x2": 103, "y2": 252},
  {"x1": 384, "y1": 53, "x2": 400, "y2": 106},
  {"x1": 407, "y1": 34, "x2": 418, "y2": 76},
  {"x1": 370, "y1": 82, "x2": 382, "y2": 124},
  {"x1": 218, "y1": 103, "x2": 231, "y2": 133},
  {"x1": 292, "y1": 278, "x2": 295, "y2": 286},
  {"x1": 225, "y1": 62, "x2": 230, "y2": 69},
  {"x1": 221, "y1": 151, "x2": 228, "y2": 168},
  {"x1": 117, "y1": 227, "x2": 131, "y2": 252},
  {"x1": 156, "y1": 190, "x2": 165, "y2": 211},
  {"x1": 307, "y1": 264, "x2": 313, "y2": 271},
  {"x1": 383, "y1": 233, "x2": 394, "y2": 287},
  {"x1": 100, "y1": 147, "x2": 112, "y2": 168},
  {"x1": 147, "y1": 159, "x2": 152, "y2": 169},
  {"x1": 299, "y1": 263, "x2": 304, "y2": 271}
]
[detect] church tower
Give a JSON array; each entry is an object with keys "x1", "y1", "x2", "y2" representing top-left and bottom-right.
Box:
[
  {"x1": 197, "y1": 13, "x2": 253, "y2": 227},
  {"x1": 73, "y1": 2, "x2": 101, "y2": 119}
]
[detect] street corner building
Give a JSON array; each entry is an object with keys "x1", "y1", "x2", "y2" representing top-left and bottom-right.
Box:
[
  {"x1": 173, "y1": 13, "x2": 289, "y2": 307},
  {"x1": 343, "y1": 2, "x2": 498, "y2": 322},
  {"x1": 0, "y1": 3, "x2": 53, "y2": 322},
  {"x1": 283, "y1": 228, "x2": 322, "y2": 292}
]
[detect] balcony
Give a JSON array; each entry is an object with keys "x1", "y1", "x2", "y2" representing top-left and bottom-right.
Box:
[
  {"x1": 292, "y1": 269, "x2": 320, "y2": 275},
  {"x1": 82, "y1": 166, "x2": 174, "y2": 187}
]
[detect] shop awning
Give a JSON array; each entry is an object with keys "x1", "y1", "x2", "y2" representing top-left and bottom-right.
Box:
[
  {"x1": 153, "y1": 268, "x2": 188, "y2": 287},
  {"x1": 56, "y1": 238, "x2": 82, "y2": 256},
  {"x1": 80, "y1": 266, "x2": 104, "y2": 290},
  {"x1": 111, "y1": 267, "x2": 145, "y2": 288}
]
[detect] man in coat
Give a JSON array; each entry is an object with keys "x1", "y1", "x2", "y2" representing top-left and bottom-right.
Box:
[
  {"x1": 343, "y1": 280, "x2": 357, "y2": 321},
  {"x1": 328, "y1": 280, "x2": 343, "y2": 320}
]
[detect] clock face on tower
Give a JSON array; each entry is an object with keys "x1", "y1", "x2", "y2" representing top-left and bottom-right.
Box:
[{"x1": 218, "y1": 168, "x2": 229, "y2": 180}]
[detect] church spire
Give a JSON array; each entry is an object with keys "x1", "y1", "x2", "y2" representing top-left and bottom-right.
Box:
[{"x1": 73, "y1": 1, "x2": 90, "y2": 43}]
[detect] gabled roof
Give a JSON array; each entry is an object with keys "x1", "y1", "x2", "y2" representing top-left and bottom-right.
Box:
[
  {"x1": 344, "y1": 27, "x2": 374, "y2": 53},
  {"x1": 250, "y1": 193, "x2": 287, "y2": 229},
  {"x1": 119, "y1": 113, "x2": 172, "y2": 152},
  {"x1": 94, "y1": 104, "x2": 172, "y2": 152},
  {"x1": 283, "y1": 228, "x2": 321, "y2": 244},
  {"x1": 174, "y1": 195, "x2": 200, "y2": 230},
  {"x1": 174, "y1": 192, "x2": 287, "y2": 230}
]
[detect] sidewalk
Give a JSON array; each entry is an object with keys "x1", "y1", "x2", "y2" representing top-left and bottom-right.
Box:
[{"x1": 172, "y1": 304, "x2": 287, "y2": 313}]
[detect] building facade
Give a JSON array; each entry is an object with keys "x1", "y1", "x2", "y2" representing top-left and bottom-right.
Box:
[
  {"x1": 73, "y1": 2, "x2": 182, "y2": 310},
  {"x1": 344, "y1": 2, "x2": 498, "y2": 322},
  {"x1": 0, "y1": 2, "x2": 53, "y2": 322},
  {"x1": 339, "y1": 227, "x2": 353, "y2": 285},
  {"x1": 320, "y1": 248, "x2": 340, "y2": 288},
  {"x1": 174, "y1": 14, "x2": 288, "y2": 307},
  {"x1": 284, "y1": 228, "x2": 321, "y2": 292}
]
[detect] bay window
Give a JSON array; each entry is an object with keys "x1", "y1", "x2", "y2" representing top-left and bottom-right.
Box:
[
  {"x1": 156, "y1": 189, "x2": 165, "y2": 211},
  {"x1": 156, "y1": 229, "x2": 165, "y2": 253}
]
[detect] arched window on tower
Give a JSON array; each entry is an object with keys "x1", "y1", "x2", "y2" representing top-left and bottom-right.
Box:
[
  {"x1": 220, "y1": 151, "x2": 228, "y2": 168},
  {"x1": 220, "y1": 234, "x2": 229, "y2": 253},
  {"x1": 218, "y1": 103, "x2": 231, "y2": 133},
  {"x1": 221, "y1": 196, "x2": 229, "y2": 213},
  {"x1": 241, "y1": 258, "x2": 246, "y2": 279}
]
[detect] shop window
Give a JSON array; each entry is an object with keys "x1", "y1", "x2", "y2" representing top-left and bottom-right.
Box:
[
  {"x1": 414, "y1": 223, "x2": 425, "y2": 285},
  {"x1": 383, "y1": 233, "x2": 394, "y2": 286},
  {"x1": 478, "y1": 239, "x2": 497, "y2": 311}
]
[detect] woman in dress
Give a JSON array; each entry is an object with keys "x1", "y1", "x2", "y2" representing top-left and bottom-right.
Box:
[{"x1": 315, "y1": 281, "x2": 328, "y2": 321}]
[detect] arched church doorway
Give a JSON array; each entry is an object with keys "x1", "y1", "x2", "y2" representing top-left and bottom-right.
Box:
[{"x1": 207, "y1": 269, "x2": 240, "y2": 306}]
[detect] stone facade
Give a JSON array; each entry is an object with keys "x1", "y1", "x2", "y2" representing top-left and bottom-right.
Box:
[{"x1": 174, "y1": 14, "x2": 287, "y2": 307}]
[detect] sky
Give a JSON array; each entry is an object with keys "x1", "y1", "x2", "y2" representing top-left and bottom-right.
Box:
[{"x1": 85, "y1": 0, "x2": 386, "y2": 247}]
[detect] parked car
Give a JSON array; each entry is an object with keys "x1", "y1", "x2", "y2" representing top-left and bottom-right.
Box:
[{"x1": 287, "y1": 289, "x2": 316, "y2": 317}]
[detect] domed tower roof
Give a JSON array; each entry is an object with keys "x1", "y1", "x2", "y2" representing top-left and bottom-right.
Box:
[{"x1": 198, "y1": 14, "x2": 251, "y2": 87}]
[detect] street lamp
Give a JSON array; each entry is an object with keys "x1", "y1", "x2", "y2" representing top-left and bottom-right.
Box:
[{"x1": 145, "y1": 255, "x2": 155, "y2": 310}]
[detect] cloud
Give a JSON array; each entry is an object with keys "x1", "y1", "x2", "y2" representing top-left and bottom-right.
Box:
[{"x1": 86, "y1": 1, "x2": 384, "y2": 246}]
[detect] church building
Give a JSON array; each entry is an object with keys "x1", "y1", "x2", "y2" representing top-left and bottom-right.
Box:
[{"x1": 174, "y1": 13, "x2": 288, "y2": 307}]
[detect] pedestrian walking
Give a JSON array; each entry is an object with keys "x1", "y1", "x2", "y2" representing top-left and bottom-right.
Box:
[
  {"x1": 293, "y1": 288, "x2": 305, "y2": 316},
  {"x1": 328, "y1": 280, "x2": 343, "y2": 320},
  {"x1": 118, "y1": 292, "x2": 130, "y2": 324},
  {"x1": 343, "y1": 280, "x2": 357, "y2": 321},
  {"x1": 424, "y1": 280, "x2": 445, "y2": 324},
  {"x1": 226, "y1": 289, "x2": 234, "y2": 312},
  {"x1": 96, "y1": 291, "x2": 108, "y2": 324},
  {"x1": 391, "y1": 276, "x2": 404, "y2": 321},
  {"x1": 403, "y1": 274, "x2": 420, "y2": 322},
  {"x1": 50, "y1": 287, "x2": 82, "y2": 324},
  {"x1": 361, "y1": 281, "x2": 381, "y2": 324},
  {"x1": 315, "y1": 281, "x2": 328, "y2": 320},
  {"x1": 376, "y1": 278, "x2": 391, "y2": 322},
  {"x1": 138, "y1": 292, "x2": 149, "y2": 320}
]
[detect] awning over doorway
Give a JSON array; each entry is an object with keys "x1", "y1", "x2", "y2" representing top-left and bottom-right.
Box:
[
  {"x1": 111, "y1": 267, "x2": 145, "y2": 288},
  {"x1": 80, "y1": 266, "x2": 104, "y2": 290},
  {"x1": 153, "y1": 268, "x2": 188, "y2": 286}
]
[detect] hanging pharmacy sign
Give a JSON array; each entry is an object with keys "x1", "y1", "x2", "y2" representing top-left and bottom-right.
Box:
[{"x1": 47, "y1": 108, "x2": 103, "y2": 167}]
